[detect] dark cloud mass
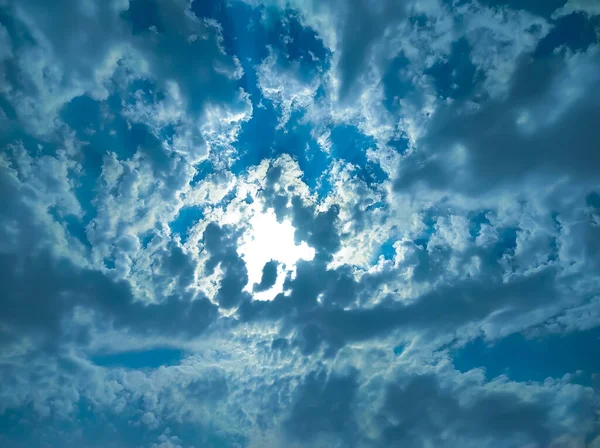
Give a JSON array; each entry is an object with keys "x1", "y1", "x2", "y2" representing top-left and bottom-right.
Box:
[
  {"x1": 395, "y1": 50, "x2": 600, "y2": 194},
  {"x1": 0, "y1": 0, "x2": 599, "y2": 446},
  {"x1": 253, "y1": 260, "x2": 278, "y2": 292},
  {"x1": 378, "y1": 374, "x2": 552, "y2": 447}
]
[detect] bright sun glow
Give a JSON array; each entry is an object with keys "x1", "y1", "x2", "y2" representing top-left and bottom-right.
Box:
[{"x1": 238, "y1": 208, "x2": 315, "y2": 301}]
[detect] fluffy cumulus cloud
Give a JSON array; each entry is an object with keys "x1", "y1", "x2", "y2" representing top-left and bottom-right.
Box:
[{"x1": 1, "y1": 0, "x2": 599, "y2": 446}]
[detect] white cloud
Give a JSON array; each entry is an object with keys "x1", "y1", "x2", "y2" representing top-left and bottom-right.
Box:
[
  {"x1": 553, "y1": 0, "x2": 600, "y2": 18},
  {"x1": 257, "y1": 47, "x2": 321, "y2": 128}
]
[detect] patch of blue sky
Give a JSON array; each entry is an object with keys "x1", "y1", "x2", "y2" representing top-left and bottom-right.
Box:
[
  {"x1": 451, "y1": 326, "x2": 600, "y2": 384},
  {"x1": 103, "y1": 257, "x2": 116, "y2": 270},
  {"x1": 544, "y1": 212, "x2": 562, "y2": 263},
  {"x1": 61, "y1": 94, "x2": 133, "y2": 172},
  {"x1": 169, "y1": 206, "x2": 204, "y2": 244},
  {"x1": 425, "y1": 38, "x2": 480, "y2": 101},
  {"x1": 188, "y1": 1, "x2": 333, "y2": 193},
  {"x1": 0, "y1": 6, "x2": 33, "y2": 47},
  {"x1": 216, "y1": 187, "x2": 238, "y2": 208},
  {"x1": 315, "y1": 170, "x2": 334, "y2": 199},
  {"x1": 468, "y1": 210, "x2": 493, "y2": 240},
  {"x1": 381, "y1": 54, "x2": 413, "y2": 112},
  {"x1": 376, "y1": 239, "x2": 397, "y2": 261},
  {"x1": 191, "y1": 0, "x2": 267, "y2": 101},
  {"x1": 411, "y1": 211, "x2": 438, "y2": 249},
  {"x1": 48, "y1": 207, "x2": 92, "y2": 250},
  {"x1": 121, "y1": 0, "x2": 163, "y2": 35},
  {"x1": 587, "y1": 191, "x2": 600, "y2": 209},
  {"x1": 126, "y1": 78, "x2": 167, "y2": 104},
  {"x1": 192, "y1": 0, "x2": 265, "y2": 59},
  {"x1": 193, "y1": 0, "x2": 329, "y2": 105},
  {"x1": 386, "y1": 134, "x2": 410, "y2": 156},
  {"x1": 329, "y1": 124, "x2": 388, "y2": 186},
  {"x1": 278, "y1": 112, "x2": 330, "y2": 189},
  {"x1": 412, "y1": 237, "x2": 429, "y2": 249},
  {"x1": 91, "y1": 347, "x2": 185, "y2": 369},
  {"x1": 262, "y1": 8, "x2": 330, "y2": 74},
  {"x1": 0, "y1": 129, "x2": 60, "y2": 165},
  {"x1": 495, "y1": 226, "x2": 519, "y2": 257},
  {"x1": 0, "y1": 400, "x2": 163, "y2": 448},
  {"x1": 230, "y1": 101, "x2": 280, "y2": 174},
  {"x1": 60, "y1": 93, "x2": 155, "y2": 232},
  {"x1": 0, "y1": 407, "x2": 30, "y2": 444},
  {"x1": 126, "y1": 122, "x2": 173, "y2": 170},
  {"x1": 535, "y1": 12, "x2": 600, "y2": 57},
  {"x1": 191, "y1": 159, "x2": 215, "y2": 185},
  {"x1": 409, "y1": 13, "x2": 429, "y2": 29},
  {"x1": 393, "y1": 344, "x2": 405, "y2": 356},
  {"x1": 139, "y1": 231, "x2": 155, "y2": 251},
  {"x1": 547, "y1": 236, "x2": 560, "y2": 263},
  {"x1": 233, "y1": 107, "x2": 330, "y2": 191}
]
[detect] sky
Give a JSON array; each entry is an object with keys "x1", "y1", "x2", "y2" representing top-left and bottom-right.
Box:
[{"x1": 0, "y1": 0, "x2": 600, "y2": 447}]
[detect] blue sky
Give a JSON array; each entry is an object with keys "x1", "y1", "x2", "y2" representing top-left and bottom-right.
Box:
[{"x1": 1, "y1": 0, "x2": 600, "y2": 447}]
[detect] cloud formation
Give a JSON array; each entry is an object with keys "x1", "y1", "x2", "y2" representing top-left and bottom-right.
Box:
[{"x1": 1, "y1": 0, "x2": 599, "y2": 446}]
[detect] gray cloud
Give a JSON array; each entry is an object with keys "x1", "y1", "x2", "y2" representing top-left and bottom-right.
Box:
[
  {"x1": 378, "y1": 374, "x2": 551, "y2": 447},
  {"x1": 395, "y1": 49, "x2": 600, "y2": 195},
  {"x1": 0, "y1": 249, "x2": 218, "y2": 352},
  {"x1": 253, "y1": 260, "x2": 279, "y2": 292},
  {"x1": 284, "y1": 368, "x2": 360, "y2": 444},
  {"x1": 203, "y1": 222, "x2": 252, "y2": 308}
]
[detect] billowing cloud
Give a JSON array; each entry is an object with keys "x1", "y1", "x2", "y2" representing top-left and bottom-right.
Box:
[{"x1": 1, "y1": 0, "x2": 599, "y2": 446}]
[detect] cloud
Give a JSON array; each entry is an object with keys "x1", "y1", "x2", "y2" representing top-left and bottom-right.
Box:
[
  {"x1": 256, "y1": 46, "x2": 321, "y2": 128},
  {"x1": 284, "y1": 368, "x2": 360, "y2": 445},
  {"x1": 0, "y1": 247, "x2": 219, "y2": 353},
  {"x1": 553, "y1": 0, "x2": 600, "y2": 18},
  {"x1": 203, "y1": 222, "x2": 251, "y2": 308},
  {"x1": 2, "y1": 0, "x2": 247, "y2": 142},
  {"x1": 1, "y1": 0, "x2": 599, "y2": 446},
  {"x1": 378, "y1": 374, "x2": 549, "y2": 447},
  {"x1": 253, "y1": 260, "x2": 279, "y2": 292}
]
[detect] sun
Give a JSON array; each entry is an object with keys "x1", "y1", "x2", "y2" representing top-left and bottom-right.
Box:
[{"x1": 237, "y1": 207, "x2": 315, "y2": 301}]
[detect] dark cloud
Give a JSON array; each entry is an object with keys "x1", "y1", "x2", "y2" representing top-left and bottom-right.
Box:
[
  {"x1": 203, "y1": 222, "x2": 251, "y2": 308},
  {"x1": 239, "y1": 245, "x2": 562, "y2": 354},
  {"x1": 263, "y1": 165, "x2": 290, "y2": 222},
  {"x1": 395, "y1": 50, "x2": 600, "y2": 195},
  {"x1": 333, "y1": 0, "x2": 408, "y2": 100},
  {"x1": 1, "y1": 0, "x2": 245, "y2": 147},
  {"x1": 152, "y1": 242, "x2": 197, "y2": 291},
  {"x1": 123, "y1": 0, "x2": 243, "y2": 113},
  {"x1": 253, "y1": 260, "x2": 278, "y2": 292},
  {"x1": 0, "y1": 248, "x2": 218, "y2": 352},
  {"x1": 8, "y1": 0, "x2": 128, "y2": 81},
  {"x1": 124, "y1": 123, "x2": 171, "y2": 173},
  {"x1": 186, "y1": 368, "x2": 229, "y2": 402},
  {"x1": 284, "y1": 368, "x2": 360, "y2": 444},
  {"x1": 378, "y1": 374, "x2": 551, "y2": 447},
  {"x1": 316, "y1": 265, "x2": 559, "y2": 345},
  {"x1": 292, "y1": 197, "x2": 341, "y2": 260}
]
